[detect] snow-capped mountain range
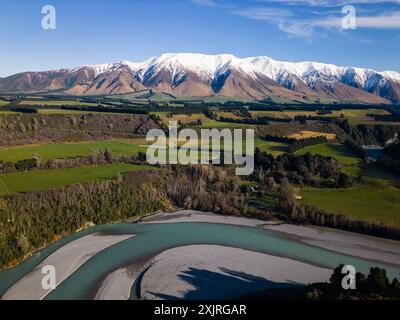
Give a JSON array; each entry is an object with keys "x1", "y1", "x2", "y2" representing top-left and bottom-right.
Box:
[{"x1": 1, "y1": 53, "x2": 399, "y2": 104}]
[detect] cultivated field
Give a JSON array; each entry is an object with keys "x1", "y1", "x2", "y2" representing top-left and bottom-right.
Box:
[
  {"x1": 254, "y1": 139, "x2": 289, "y2": 157},
  {"x1": 301, "y1": 188, "x2": 400, "y2": 227},
  {"x1": 0, "y1": 139, "x2": 147, "y2": 163},
  {"x1": 288, "y1": 131, "x2": 336, "y2": 140},
  {"x1": 0, "y1": 163, "x2": 153, "y2": 195},
  {"x1": 154, "y1": 112, "x2": 209, "y2": 125},
  {"x1": 196, "y1": 119, "x2": 251, "y2": 128}
]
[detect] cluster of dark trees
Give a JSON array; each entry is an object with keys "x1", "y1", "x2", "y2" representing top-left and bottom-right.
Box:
[
  {"x1": 288, "y1": 136, "x2": 328, "y2": 153},
  {"x1": 0, "y1": 158, "x2": 39, "y2": 174},
  {"x1": 378, "y1": 154, "x2": 400, "y2": 175},
  {"x1": 282, "y1": 116, "x2": 400, "y2": 147},
  {"x1": 253, "y1": 149, "x2": 351, "y2": 188},
  {"x1": 263, "y1": 134, "x2": 297, "y2": 144},
  {"x1": 344, "y1": 139, "x2": 367, "y2": 159},
  {"x1": 378, "y1": 143, "x2": 400, "y2": 174},
  {"x1": 335, "y1": 118, "x2": 400, "y2": 146},
  {"x1": 367, "y1": 114, "x2": 400, "y2": 122},
  {"x1": 293, "y1": 115, "x2": 336, "y2": 124},
  {"x1": 243, "y1": 264, "x2": 400, "y2": 300},
  {"x1": 316, "y1": 110, "x2": 333, "y2": 115},
  {"x1": 9, "y1": 107, "x2": 38, "y2": 114},
  {"x1": 0, "y1": 113, "x2": 159, "y2": 147},
  {"x1": 382, "y1": 142, "x2": 400, "y2": 161}
]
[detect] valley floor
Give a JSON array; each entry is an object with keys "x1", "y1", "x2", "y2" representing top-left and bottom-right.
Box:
[{"x1": 3, "y1": 210, "x2": 398, "y2": 300}]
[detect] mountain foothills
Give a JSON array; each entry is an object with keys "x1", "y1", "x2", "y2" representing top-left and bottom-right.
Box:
[{"x1": 1, "y1": 53, "x2": 400, "y2": 104}]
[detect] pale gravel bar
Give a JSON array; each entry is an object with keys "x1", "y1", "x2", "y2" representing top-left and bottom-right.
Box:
[
  {"x1": 140, "y1": 245, "x2": 332, "y2": 300},
  {"x1": 2, "y1": 233, "x2": 134, "y2": 300},
  {"x1": 143, "y1": 210, "x2": 400, "y2": 266}
]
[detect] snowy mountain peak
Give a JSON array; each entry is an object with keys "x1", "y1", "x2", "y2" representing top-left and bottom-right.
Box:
[
  {"x1": 1, "y1": 53, "x2": 399, "y2": 103},
  {"x1": 80, "y1": 53, "x2": 400, "y2": 89}
]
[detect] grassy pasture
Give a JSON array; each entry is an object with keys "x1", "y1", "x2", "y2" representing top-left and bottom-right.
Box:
[
  {"x1": 254, "y1": 139, "x2": 289, "y2": 157},
  {"x1": 295, "y1": 143, "x2": 360, "y2": 165},
  {"x1": 0, "y1": 139, "x2": 147, "y2": 163},
  {"x1": 0, "y1": 136, "x2": 284, "y2": 164},
  {"x1": 0, "y1": 163, "x2": 153, "y2": 196},
  {"x1": 301, "y1": 188, "x2": 400, "y2": 227},
  {"x1": 295, "y1": 142, "x2": 361, "y2": 176},
  {"x1": 0, "y1": 101, "x2": 9, "y2": 107}
]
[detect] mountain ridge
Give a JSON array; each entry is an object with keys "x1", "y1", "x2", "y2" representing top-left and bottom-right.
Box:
[{"x1": 1, "y1": 53, "x2": 399, "y2": 104}]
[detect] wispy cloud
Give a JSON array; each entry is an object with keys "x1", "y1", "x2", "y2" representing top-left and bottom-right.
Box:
[
  {"x1": 190, "y1": 0, "x2": 400, "y2": 39},
  {"x1": 191, "y1": 0, "x2": 218, "y2": 7},
  {"x1": 278, "y1": 11, "x2": 400, "y2": 37},
  {"x1": 232, "y1": 7, "x2": 293, "y2": 21}
]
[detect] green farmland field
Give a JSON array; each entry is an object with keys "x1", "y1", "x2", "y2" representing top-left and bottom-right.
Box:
[
  {"x1": 301, "y1": 188, "x2": 400, "y2": 227},
  {"x1": 254, "y1": 139, "x2": 289, "y2": 157},
  {"x1": 0, "y1": 163, "x2": 153, "y2": 195},
  {"x1": 295, "y1": 142, "x2": 361, "y2": 175},
  {"x1": 0, "y1": 139, "x2": 147, "y2": 163}
]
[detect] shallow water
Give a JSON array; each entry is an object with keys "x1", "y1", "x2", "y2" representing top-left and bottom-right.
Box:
[
  {"x1": 0, "y1": 221, "x2": 399, "y2": 300},
  {"x1": 364, "y1": 147, "x2": 383, "y2": 161}
]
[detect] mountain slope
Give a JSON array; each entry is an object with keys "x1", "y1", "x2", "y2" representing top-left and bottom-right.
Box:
[{"x1": 0, "y1": 53, "x2": 399, "y2": 103}]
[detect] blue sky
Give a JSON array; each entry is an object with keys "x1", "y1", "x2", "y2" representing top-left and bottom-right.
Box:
[{"x1": 0, "y1": 0, "x2": 399, "y2": 76}]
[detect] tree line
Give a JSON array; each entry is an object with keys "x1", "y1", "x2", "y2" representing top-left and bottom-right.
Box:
[{"x1": 243, "y1": 264, "x2": 400, "y2": 300}]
